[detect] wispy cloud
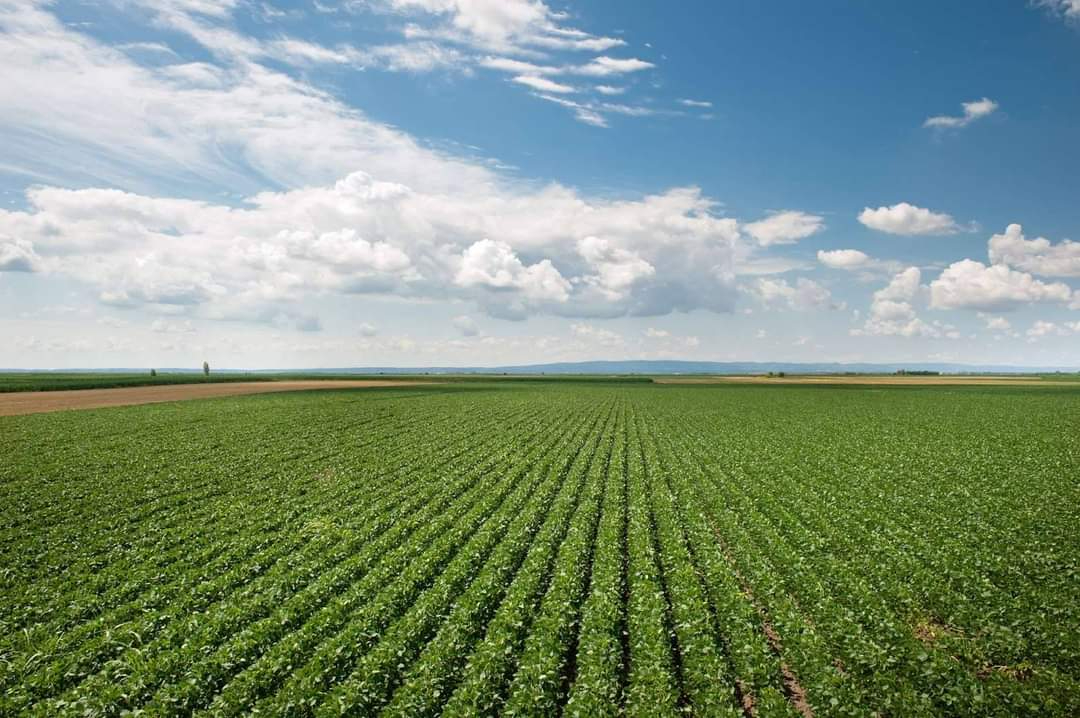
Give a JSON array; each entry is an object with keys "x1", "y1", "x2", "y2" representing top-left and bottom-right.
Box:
[
  {"x1": 512, "y1": 74, "x2": 575, "y2": 93},
  {"x1": 1032, "y1": 0, "x2": 1080, "y2": 23},
  {"x1": 923, "y1": 97, "x2": 998, "y2": 129}
]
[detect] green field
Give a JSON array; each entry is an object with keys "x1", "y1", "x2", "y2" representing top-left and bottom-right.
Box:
[
  {"x1": 2, "y1": 382, "x2": 1079, "y2": 716},
  {"x1": 0, "y1": 373, "x2": 273, "y2": 393},
  {"x1": 0, "y1": 372, "x2": 654, "y2": 393}
]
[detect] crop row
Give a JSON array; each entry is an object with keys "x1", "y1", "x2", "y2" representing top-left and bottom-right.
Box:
[{"x1": 2, "y1": 382, "x2": 1078, "y2": 715}]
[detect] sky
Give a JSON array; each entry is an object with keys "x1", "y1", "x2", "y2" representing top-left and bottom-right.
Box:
[{"x1": 1, "y1": 0, "x2": 1079, "y2": 369}]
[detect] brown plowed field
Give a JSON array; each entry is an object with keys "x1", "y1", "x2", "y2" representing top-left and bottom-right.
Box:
[{"x1": 0, "y1": 380, "x2": 433, "y2": 417}]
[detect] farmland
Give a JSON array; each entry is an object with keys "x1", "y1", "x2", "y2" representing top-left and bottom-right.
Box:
[
  {"x1": 1, "y1": 382, "x2": 1079, "y2": 716},
  {"x1": 0, "y1": 380, "x2": 436, "y2": 417}
]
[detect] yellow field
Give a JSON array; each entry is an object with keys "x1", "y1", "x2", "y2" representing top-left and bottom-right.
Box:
[{"x1": 652, "y1": 375, "x2": 1074, "y2": 386}]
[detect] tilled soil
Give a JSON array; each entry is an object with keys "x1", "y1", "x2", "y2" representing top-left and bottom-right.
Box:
[{"x1": 0, "y1": 380, "x2": 433, "y2": 416}]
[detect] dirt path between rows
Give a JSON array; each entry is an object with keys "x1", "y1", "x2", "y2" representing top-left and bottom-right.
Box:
[{"x1": 0, "y1": 380, "x2": 435, "y2": 417}]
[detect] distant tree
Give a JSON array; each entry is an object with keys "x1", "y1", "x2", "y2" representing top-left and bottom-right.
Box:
[
  {"x1": 203, "y1": 361, "x2": 210, "y2": 377},
  {"x1": 150, "y1": 368, "x2": 157, "y2": 377},
  {"x1": 777, "y1": 371, "x2": 786, "y2": 378}
]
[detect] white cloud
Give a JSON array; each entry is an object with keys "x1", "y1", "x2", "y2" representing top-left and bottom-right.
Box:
[
  {"x1": 988, "y1": 223, "x2": 1080, "y2": 277},
  {"x1": 454, "y1": 239, "x2": 571, "y2": 303},
  {"x1": 1033, "y1": 1, "x2": 1080, "y2": 22},
  {"x1": 572, "y1": 56, "x2": 654, "y2": 77},
  {"x1": 744, "y1": 210, "x2": 825, "y2": 246},
  {"x1": 570, "y1": 322, "x2": 623, "y2": 346},
  {"x1": 269, "y1": 38, "x2": 358, "y2": 64},
  {"x1": 151, "y1": 318, "x2": 196, "y2": 333},
  {"x1": 577, "y1": 236, "x2": 655, "y2": 300},
  {"x1": 478, "y1": 56, "x2": 559, "y2": 75},
  {"x1": 817, "y1": 249, "x2": 869, "y2": 269},
  {"x1": 923, "y1": 97, "x2": 998, "y2": 129},
  {"x1": 857, "y1": 202, "x2": 959, "y2": 236},
  {"x1": 929, "y1": 259, "x2": 1073, "y2": 310},
  {"x1": 1026, "y1": 320, "x2": 1067, "y2": 339},
  {"x1": 852, "y1": 267, "x2": 957, "y2": 338},
  {"x1": 0, "y1": 236, "x2": 40, "y2": 272},
  {"x1": 118, "y1": 41, "x2": 179, "y2": 56},
  {"x1": 978, "y1": 313, "x2": 1012, "y2": 332},
  {"x1": 379, "y1": 0, "x2": 625, "y2": 54},
  {"x1": 678, "y1": 98, "x2": 712, "y2": 108},
  {"x1": 361, "y1": 41, "x2": 467, "y2": 72},
  {"x1": 531, "y1": 93, "x2": 664, "y2": 128},
  {"x1": 358, "y1": 322, "x2": 378, "y2": 337},
  {"x1": 452, "y1": 314, "x2": 480, "y2": 336},
  {"x1": 816, "y1": 248, "x2": 902, "y2": 277},
  {"x1": 643, "y1": 327, "x2": 669, "y2": 338},
  {"x1": 877, "y1": 267, "x2": 922, "y2": 302},
  {"x1": 512, "y1": 74, "x2": 575, "y2": 93},
  {"x1": 0, "y1": 5, "x2": 748, "y2": 324},
  {"x1": 0, "y1": 2, "x2": 494, "y2": 194},
  {"x1": 594, "y1": 84, "x2": 624, "y2": 95},
  {"x1": 753, "y1": 277, "x2": 834, "y2": 311},
  {"x1": 2, "y1": 176, "x2": 743, "y2": 322}
]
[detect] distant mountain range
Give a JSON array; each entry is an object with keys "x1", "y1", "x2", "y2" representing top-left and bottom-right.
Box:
[{"x1": 7, "y1": 360, "x2": 1079, "y2": 374}]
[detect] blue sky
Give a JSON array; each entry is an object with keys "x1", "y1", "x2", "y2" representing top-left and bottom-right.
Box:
[{"x1": 1, "y1": 0, "x2": 1079, "y2": 369}]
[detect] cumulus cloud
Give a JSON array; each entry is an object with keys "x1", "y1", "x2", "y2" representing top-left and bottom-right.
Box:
[
  {"x1": 0, "y1": 236, "x2": 40, "y2": 272},
  {"x1": 570, "y1": 322, "x2": 623, "y2": 346},
  {"x1": 853, "y1": 267, "x2": 956, "y2": 338},
  {"x1": 744, "y1": 211, "x2": 825, "y2": 246},
  {"x1": 1026, "y1": 319, "x2": 1068, "y2": 339},
  {"x1": 817, "y1": 249, "x2": 870, "y2": 269},
  {"x1": 923, "y1": 97, "x2": 998, "y2": 129},
  {"x1": 452, "y1": 315, "x2": 480, "y2": 336},
  {"x1": 978, "y1": 313, "x2": 1012, "y2": 332},
  {"x1": 817, "y1": 248, "x2": 902, "y2": 277},
  {"x1": 929, "y1": 259, "x2": 1073, "y2": 310},
  {"x1": 1, "y1": 176, "x2": 743, "y2": 322},
  {"x1": 753, "y1": 277, "x2": 835, "y2": 311},
  {"x1": 858, "y1": 202, "x2": 960, "y2": 235},
  {"x1": 455, "y1": 239, "x2": 571, "y2": 303},
  {"x1": 577, "y1": 236, "x2": 655, "y2": 301},
  {"x1": 988, "y1": 223, "x2": 1080, "y2": 277},
  {"x1": 0, "y1": 6, "x2": 749, "y2": 324}
]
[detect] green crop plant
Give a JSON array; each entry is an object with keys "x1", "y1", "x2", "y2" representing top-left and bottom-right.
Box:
[{"x1": 2, "y1": 382, "x2": 1078, "y2": 716}]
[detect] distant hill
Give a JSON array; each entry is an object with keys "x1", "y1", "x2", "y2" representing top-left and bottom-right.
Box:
[{"x1": 10, "y1": 360, "x2": 1078, "y2": 375}]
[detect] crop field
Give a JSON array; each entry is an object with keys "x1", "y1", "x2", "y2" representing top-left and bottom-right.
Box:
[
  {"x1": 0, "y1": 380, "x2": 435, "y2": 417},
  {"x1": 0, "y1": 373, "x2": 277, "y2": 393},
  {"x1": 1, "y1": 382, "x2": 1079, "y2": 716}
]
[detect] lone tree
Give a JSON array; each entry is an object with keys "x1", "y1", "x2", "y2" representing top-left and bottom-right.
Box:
[
  {"x1": 150, "y1": 368, "x2": 157, "y2": 377},
  {"x1": 203, "y1": 361, "x2": 210, "y2": 377}
]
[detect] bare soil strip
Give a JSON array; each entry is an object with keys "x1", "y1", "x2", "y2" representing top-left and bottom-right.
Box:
[
  {"x1": 0, "y1": 380, "x2": 434, "y2": 417},
  {"x1": 655, "y1": 376, "x2": 1075, "y2": 387}
]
